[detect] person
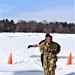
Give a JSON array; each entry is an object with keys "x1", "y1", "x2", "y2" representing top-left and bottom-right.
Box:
[{"x1": 28, "y1": 33, "x2": 61, "y2": 75}]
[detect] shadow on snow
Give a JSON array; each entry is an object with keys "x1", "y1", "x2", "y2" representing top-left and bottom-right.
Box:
[{"x1": 65, "y1": 72, "x2": 75, "y2": 75}]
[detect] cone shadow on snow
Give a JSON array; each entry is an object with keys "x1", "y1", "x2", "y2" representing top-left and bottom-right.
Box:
[
  {"x1": 14, "y1": 60, "x2": 24, "y2": 64},
  {"x1": 65, "y1": 72, "x2": 75, "y2": 75}
]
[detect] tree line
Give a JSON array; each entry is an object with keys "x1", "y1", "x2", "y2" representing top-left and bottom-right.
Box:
[{"x1": 0, "y1": 19, "x2": 75, "y2": 33}]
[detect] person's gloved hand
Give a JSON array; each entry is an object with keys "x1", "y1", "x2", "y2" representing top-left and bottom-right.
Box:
[{"x1": 28, "y1": 45, "x2": 33, "y2": 48}]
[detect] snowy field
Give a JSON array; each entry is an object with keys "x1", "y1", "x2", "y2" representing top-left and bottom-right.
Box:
[{"x1": 0, "y1": 33, "x2": 75, "y2": 75}]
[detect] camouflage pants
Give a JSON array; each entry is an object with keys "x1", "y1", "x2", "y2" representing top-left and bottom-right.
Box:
[{"x1": 43, "y1": 56, "x2": 56, "y2": 75}]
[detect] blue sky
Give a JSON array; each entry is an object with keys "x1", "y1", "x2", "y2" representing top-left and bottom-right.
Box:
[{"x1": 0, "y1": 0, "x2": 74, "y2": 23}]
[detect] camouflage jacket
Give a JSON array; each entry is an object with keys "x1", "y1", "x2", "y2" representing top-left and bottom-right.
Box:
[{"x1": 39, "y1": 40, "x2": 61, "y2": 58}]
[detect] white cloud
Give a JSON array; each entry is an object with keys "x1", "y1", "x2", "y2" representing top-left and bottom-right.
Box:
[
  {"x1": 0, "y1": 9, "x2": 11, "y2": 14},
  {"x1": 0, "y1": 8, "x2": 74, "y2": 23},
  {"x1": 16, "y1": 8, "x2": 74, "y2": 23}
]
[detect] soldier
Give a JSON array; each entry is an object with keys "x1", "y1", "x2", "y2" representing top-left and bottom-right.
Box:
[{"x1": 28, "y1": 33, "x2": 61, "y2": 75}]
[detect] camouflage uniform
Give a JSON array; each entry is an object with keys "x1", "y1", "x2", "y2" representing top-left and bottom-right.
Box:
[{"x1": 39, "y1": 41, "x2": 60, "y2": 75}]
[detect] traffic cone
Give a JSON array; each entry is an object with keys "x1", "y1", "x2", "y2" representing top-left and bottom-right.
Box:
[
  {"x1": 67, "y1": 52, "x2": 72, "y2": 65},
  {"x1": 7, "y1": 52, "x2": 12, "y2": 64}
]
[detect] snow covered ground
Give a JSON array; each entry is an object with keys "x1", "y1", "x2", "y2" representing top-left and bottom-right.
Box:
[{"x1": 0, "y1": 33, "x2": 75, "y2": 75}]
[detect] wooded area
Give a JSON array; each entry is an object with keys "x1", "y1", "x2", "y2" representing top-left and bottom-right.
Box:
[{"x1": 0, "y1": 19, "x2": 75, "y2": 33}]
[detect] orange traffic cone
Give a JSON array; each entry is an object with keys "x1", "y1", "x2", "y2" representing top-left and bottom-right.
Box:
[
  {"x1": 67, "y1": 52, "x2": 72, "y2": 65},
  {"x1": 7, "y1": 52, "x2": 12, "y2": 64}
]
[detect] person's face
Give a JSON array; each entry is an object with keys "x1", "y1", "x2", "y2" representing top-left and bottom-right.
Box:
[{"x1": 46, "y1": 37, "x2": 52, "y2": 43}]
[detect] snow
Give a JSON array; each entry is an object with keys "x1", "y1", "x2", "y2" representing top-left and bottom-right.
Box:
[{"x1": 0, "y1": 33, "x2": 75, "y2": 75}]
